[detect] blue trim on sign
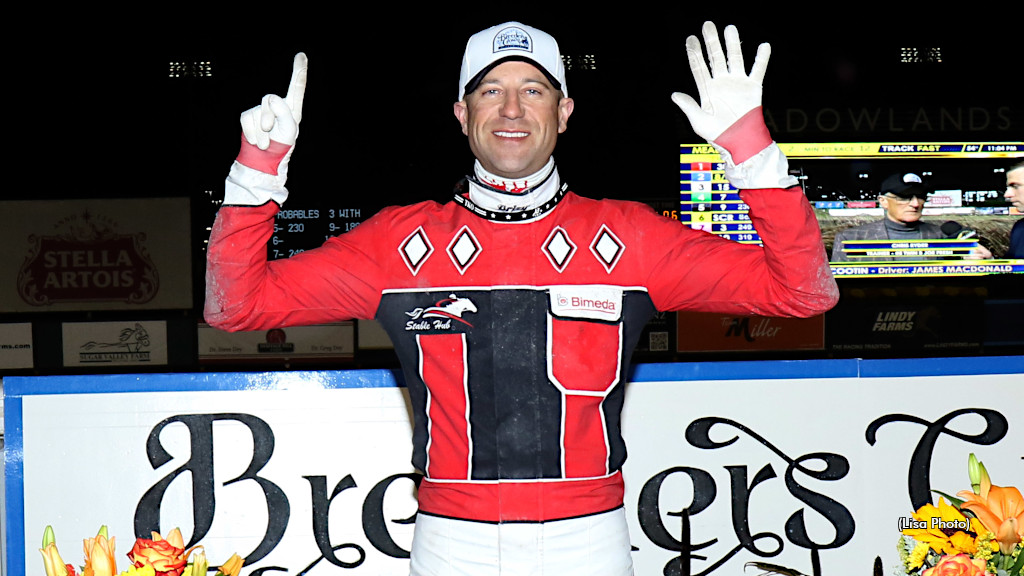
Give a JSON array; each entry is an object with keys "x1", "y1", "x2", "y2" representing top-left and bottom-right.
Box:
[
  {"x1": 629, "y1": 358, "x2": 861, "y2": 382},
  {"x1": 4, "y1": 395, "x2": 26, "y2": 576},
  {"x1": 859, "y1": 355, "x2": 1024, "y2": 378},
  {"x1": 3, "y1": 369, "x2": 403, "y2": 397}
]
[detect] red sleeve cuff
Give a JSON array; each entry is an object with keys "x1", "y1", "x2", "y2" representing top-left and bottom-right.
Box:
[
  {"x1": 712, "y1": 106, "x2": 772, "y2": 164},
  {"x1": 235, "y1": 133, "x2": 291, "y2": 175}
]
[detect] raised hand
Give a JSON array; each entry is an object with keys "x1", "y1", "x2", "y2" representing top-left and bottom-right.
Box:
[
  {"x1": 671, "y1": 22, "x2": 772, "y2": 164},
  {"x1": 228, "y1": 53, "x2": 307, "y2": 204},
  {"x1": 240, "y1": 53, "x2": 308, "y2": 151}
]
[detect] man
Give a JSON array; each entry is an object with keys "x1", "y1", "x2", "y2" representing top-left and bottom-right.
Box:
[
  {"x1": 1005, "y1": 160, "x2": 1024, "y2": 258},
  {"x1": 831, "y1": 172, "x2": 993, "y2": 262},
  {"x1": 205, "y1": 21, "x2": 838, "y2": 575}
]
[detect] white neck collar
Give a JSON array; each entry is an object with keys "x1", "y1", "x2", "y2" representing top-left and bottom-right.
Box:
[
  {"x1": 468, "y1": 158, "x2": 560, "y2": 212},
  {"x1": 454, "y1": 158, "x2": 568, "y2": 222}
]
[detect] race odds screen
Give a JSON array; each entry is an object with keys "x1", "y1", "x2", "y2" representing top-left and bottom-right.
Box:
[{"x1": 677, "y1": 142, "x2": 1023, "y2": 278}]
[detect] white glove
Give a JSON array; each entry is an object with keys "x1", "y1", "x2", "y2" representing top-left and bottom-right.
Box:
[
  {"x1": 241, "y1": 52, "x2": 307, "y2": 151},
  {"x1": 672, "y1": 23, "x2": 795, "y2": 189},
  {"x1": 671, "y1": 22, "x2": 771, "y2": 164},
  {"x1": 227, "y1": 53, "x2": 307, "y2": 205}
]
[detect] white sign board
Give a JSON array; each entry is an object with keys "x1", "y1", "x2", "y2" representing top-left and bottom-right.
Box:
[{"x1": 4, "y1": 357, "x2": 1023, "y2": 576}]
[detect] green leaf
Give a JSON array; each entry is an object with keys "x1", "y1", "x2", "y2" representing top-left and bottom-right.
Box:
[
  {"x1": 930, "y1": 490, "x2": 966, "y2": 508},
  {"x1": 1008, "y1": 548, "x2": 1024, "y2": 576}
]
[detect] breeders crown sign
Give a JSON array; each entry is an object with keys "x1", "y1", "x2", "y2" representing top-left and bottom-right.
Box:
[
  {"x1": 6, "y1": 365, "x2": 1023, "y2": 576},
  {"x1": 18, "y1": 210, "x2": 159, "y2": 306}
]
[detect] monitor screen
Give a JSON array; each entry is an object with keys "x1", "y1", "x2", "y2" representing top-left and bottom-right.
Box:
[{"x1": 678, "y1": 142, "x2": 1023, "y2": 278}]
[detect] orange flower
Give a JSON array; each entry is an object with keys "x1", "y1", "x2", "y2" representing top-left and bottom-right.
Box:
[
  {"x1": 957, "y1": 477, "x2": 1024, "y2": 554},
  {"x1": 82, "y1": 529, "x2": 117, "y2": 576},
  {"x1": 40, "y1": 543, "x2": 71, "y2": 576},
  {"x1": 127, "y1": 528, "x2": 188, "y2": 576},
  {"x1": 217, "y1": 553, "x2": 244, "y2": 576},
  {"x1": 921, "y1": 553, "x2": 988, "y2": 576},
  {"x1": 40, "y1": 526, "x2": 74, "y2": 576}
]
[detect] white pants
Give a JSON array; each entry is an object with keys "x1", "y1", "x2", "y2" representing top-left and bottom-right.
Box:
[{"x1": 409, "y1": 508, "x2": 634, "y2": 576}]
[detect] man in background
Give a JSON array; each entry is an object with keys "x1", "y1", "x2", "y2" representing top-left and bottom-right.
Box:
[
  {"x1": 831, "y1": 172, "x2": 992, "y2": 262},
  {"x1": 1004, "y1": 160, "x2": 1023, "y2": 258}
]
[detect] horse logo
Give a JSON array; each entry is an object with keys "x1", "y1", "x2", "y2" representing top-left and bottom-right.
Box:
[
  {"x1": 80, "y1": 323, "x2": 151, "y2": 352},
  {"x1": 406, "y1": 294, "x2": 478, "y2": 327}
]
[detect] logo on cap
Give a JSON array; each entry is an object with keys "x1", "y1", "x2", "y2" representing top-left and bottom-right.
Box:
[{"x1": 493, "y1": 26, "x2": 533, "y2": 54}]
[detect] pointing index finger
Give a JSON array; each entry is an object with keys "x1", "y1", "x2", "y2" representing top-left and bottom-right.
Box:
[{"x1": 285, "y1": 52, "x2": 308, "y2": 124}]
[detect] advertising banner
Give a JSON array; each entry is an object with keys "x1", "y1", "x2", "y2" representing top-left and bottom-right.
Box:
[
  {"x1": 4, "y1": 357, "x2": 1023, "y2": 576},
  {"x1": 198, "y1": 323, "x2": 355, "y2": 363},
  {"x1": 0, "y1": 323, "x2": 34, "y2": 370},
  {"x1": 61, "y1": 321, "x2": 168, "y2": 367},
  {"x1": 676, "y1": 312, "x2": 824, "y2": 352},
  {"x1": 826, "y1": 296, "x2": 989, "y2": 353},
  {"x1": 0, "y1": 199, "x2": 193, "y2": 313}
]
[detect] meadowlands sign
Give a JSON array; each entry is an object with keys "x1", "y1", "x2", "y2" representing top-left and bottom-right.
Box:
[
  {"x1": 764, "y1": 105, "x2": 1016, "y2": 138},
  {"x1": 4, "y1": 357, "x2": 1022, "y2": 576}
]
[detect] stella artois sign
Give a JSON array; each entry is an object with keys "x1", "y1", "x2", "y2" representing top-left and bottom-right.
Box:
[
  {"x1": 1, "y1": 199, "x2": 192, "y2": 312},
  {"x1": 18, "y1": 210, "x2": 159, "y2": 305}
]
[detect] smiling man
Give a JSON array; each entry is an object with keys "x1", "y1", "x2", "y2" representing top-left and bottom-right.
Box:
[
  {"x1": 454, "y1": 61, "x2": 572, "y2": 181},
  {"x1": 205, "y1": 21, "x2": 838, "y2": 575}
]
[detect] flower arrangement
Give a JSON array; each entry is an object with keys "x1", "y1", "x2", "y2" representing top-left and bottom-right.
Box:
[
  {"x1": 898, "y1": 453, "x2": 1024, "y2": 576},
  {"x1": 39, "y1": 525, "x2": 244, "y2": 576}
]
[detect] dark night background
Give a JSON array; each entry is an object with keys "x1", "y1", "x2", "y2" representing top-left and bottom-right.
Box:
[{"x1": 22, "y1": 10, "x2": 1021, "y2": 207}]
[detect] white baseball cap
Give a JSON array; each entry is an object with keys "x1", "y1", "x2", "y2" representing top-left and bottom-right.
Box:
[{"x1": 458, "y1": 21, "x2": 567, "y2": 101}]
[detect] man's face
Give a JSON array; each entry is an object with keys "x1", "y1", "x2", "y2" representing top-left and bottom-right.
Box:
[
  {"x1": 880, "y1": 193, "x2": 925, "y2": 224},
  {"x1": 1006, "y1": 168, "x2": 1024, "y2": 211},
  {"x1": 454, "y1": 61, "x2": 574, "y2": 180}
]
